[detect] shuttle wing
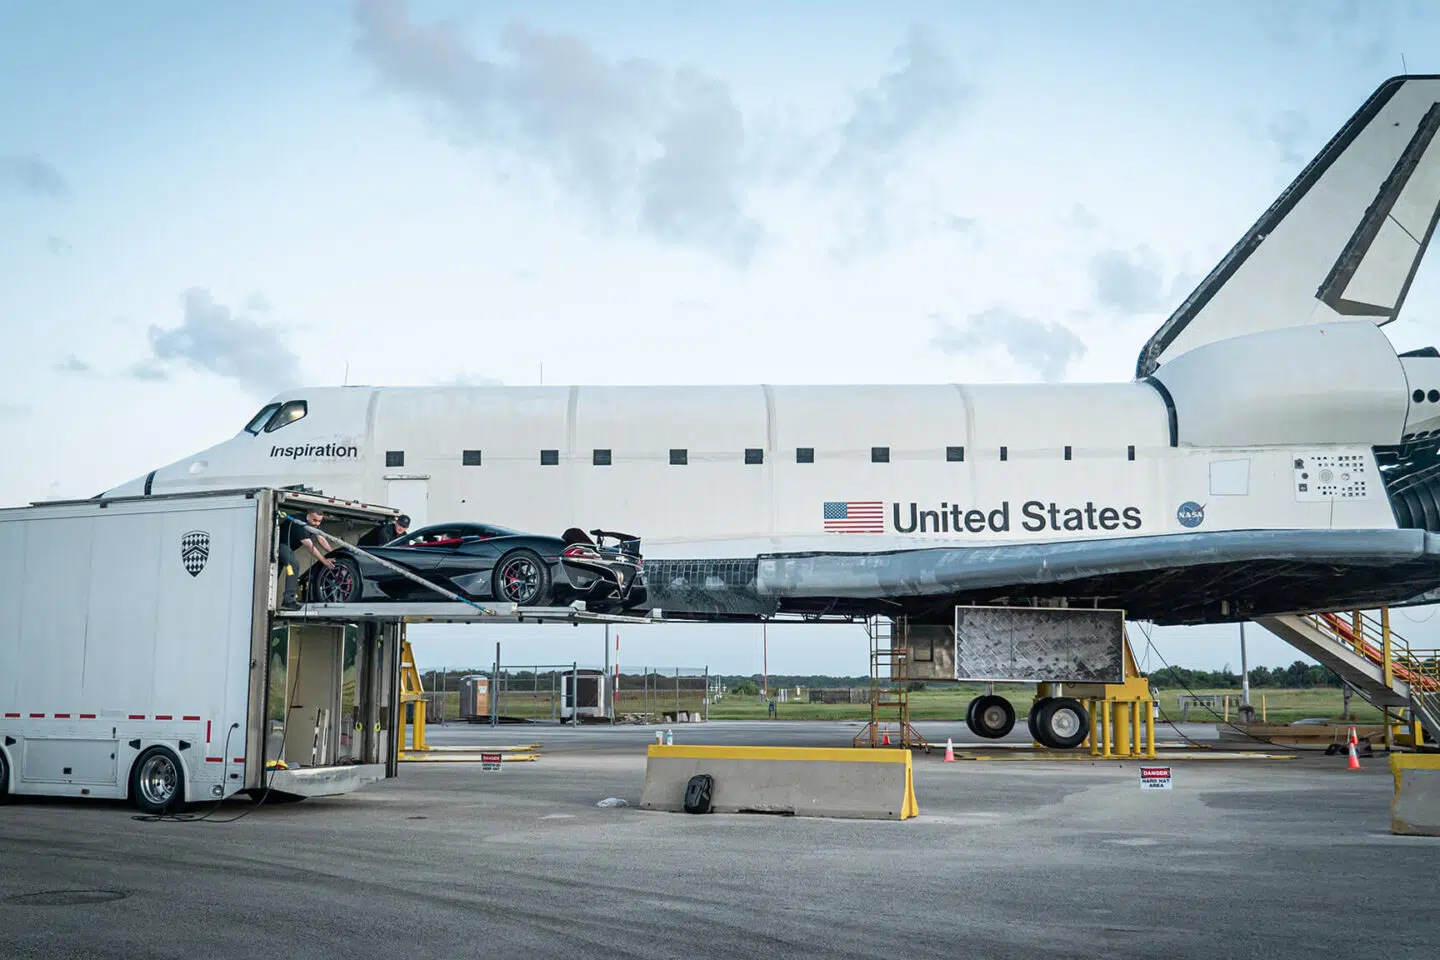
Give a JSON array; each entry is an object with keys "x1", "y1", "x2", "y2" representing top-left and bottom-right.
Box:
[
  {"x1": 1135, "y1": 75, "x2": 1440, "y2": 379},
  {"x1": 647, "y1": 528, "x2": 1440, "y2": 626}
]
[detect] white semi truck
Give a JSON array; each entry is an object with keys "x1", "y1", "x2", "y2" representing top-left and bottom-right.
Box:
[{"x1": 0, "y1": 487, "x2": 408, "y2": 813}]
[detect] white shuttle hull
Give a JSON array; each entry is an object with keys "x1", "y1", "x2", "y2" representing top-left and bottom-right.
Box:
[{"x1": 100, "y1": 76, "x2": 1440, "y2": 625}]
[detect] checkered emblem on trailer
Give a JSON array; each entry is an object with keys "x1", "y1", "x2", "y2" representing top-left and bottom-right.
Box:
[{"x1": 181, "y1": 530, "x2": 210, "y2": 578}]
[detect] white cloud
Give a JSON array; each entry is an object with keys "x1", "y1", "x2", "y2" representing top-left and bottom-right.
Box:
[
  {"x1": 352, "y1": 1, "x2": 971, "y2": 265},
  {"x1": 0, "y1": 153, "x2": 68, "y2": 198},
  {"x1": 141, "y1": 288, "x2": 302, "y2": 397},
  {"x1": 54, "y1": 354, "x2": 91, "y2": 375},
  {"x1": 932, "y1": 308, "x2": 1088, "y2": 382}
]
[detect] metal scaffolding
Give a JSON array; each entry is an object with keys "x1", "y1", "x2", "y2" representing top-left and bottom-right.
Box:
[{"x1": 853, "y1": 616, "x2": 930, "y2": 751}]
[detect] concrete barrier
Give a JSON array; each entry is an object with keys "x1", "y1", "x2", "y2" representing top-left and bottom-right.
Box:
[
  {"x1": 1390, "y1": 753, "x2": 1440, "y2": 836},
  {"x1": 639, "y1": 745, "x2": 919, "y2": 820}
]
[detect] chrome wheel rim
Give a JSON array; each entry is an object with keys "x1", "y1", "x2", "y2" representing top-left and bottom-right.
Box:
[{"x1": 138, "y1": 755, "x2": 178, "y2": 807}]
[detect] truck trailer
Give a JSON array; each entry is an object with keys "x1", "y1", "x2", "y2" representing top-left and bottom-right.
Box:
[{"x1": 0, "y1": 487, "x2": 406, "y2": 813}]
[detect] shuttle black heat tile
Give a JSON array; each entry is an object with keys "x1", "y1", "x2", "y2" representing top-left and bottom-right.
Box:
[{"x1": 641, "y1": 558, "x2": 776, "y2": 616}]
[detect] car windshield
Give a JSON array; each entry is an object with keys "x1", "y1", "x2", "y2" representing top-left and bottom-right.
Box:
[{"x1": 393, "y1": 524, "x2": 524, "y2": 545}]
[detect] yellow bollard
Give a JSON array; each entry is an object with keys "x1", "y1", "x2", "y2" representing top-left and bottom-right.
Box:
[
  {"x1": 1112, "y1": 700, "x2": 1132, "y2": 757},
  {"x1": 1130, "y1": 701, "x2": 1141, "y2": 756},
  {"x1": 1088, "y1": 699, "x2": 1099, "y2": 757},
  {"x1": 1145, "y1": 700, "x2": 1156, "y2": 758},
  {"x1": 1100, "y1": 699, "x2": 1112, "y2": 758}
]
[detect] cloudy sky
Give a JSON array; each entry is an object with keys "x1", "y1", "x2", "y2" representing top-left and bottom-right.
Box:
[{"x1": 3, "y1": 0, "x2": 1440, "y2": 676}]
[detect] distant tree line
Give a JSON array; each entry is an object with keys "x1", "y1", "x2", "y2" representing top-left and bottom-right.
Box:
[
  {"x1": 1146, "y1": 661, "x2": 1343, "y2": 690},
  {"x1": 721, "y1": 675, "x2": 870, "y2": 697}
]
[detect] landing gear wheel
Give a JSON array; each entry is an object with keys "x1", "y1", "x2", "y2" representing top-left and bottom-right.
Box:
[
  {"x1": 313, "y1": 555, "x2": 363, "y2": 603},
  {"x1": 1026, "y1": 697, "x2": 1050, "y2": 743},
  {"x1": 493, "y1": 549, "x2": 552, "y2": 607},
  {"x1": 130, "y1": 746, "x2": 185, "y2": 815},
  {"x1": 966, "y1": 695, "x2": 1015, "y2": 739},
  {"x1": 1033, "y1": 697, "x2": 1090, "y2": 750}
]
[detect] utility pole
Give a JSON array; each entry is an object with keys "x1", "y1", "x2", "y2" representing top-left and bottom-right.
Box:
[
  {"x1": 489, "y1": 641, "x2": 500, "y2": 727},
  {"x1": 1239, "y1": 621, "x2": 1250, "y2": 708},
  {"x1": 762, "y1": 621, "x2": 768, "y2": 698}
]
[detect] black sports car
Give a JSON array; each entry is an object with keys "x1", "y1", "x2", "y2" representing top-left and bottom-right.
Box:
[{"x1": 303, "y1": 522, "x2": 648, "y2": 611}]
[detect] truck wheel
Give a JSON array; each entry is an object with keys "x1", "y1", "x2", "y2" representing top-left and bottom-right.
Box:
[
  {"x1": 493, "y1": 550, "x2": 551, "y2": 606},
  {"x1": 314, "y1": 556, "x2": 363, "y2": 603},
  {"x1": 130, "y1": 746, "x2": 185, "y2": 815},
  {"x1": 966, "y1": 695, "x2": 1015, "y2": 739},
  {"x1": 1033, "y1": 697, "x2": 1090, "y2": 750},
  {"x1": 0, "y1": 749, "x2": 10, "y2": 802}
]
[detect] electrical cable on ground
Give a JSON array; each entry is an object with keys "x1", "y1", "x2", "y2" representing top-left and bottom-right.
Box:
[
  {"x1": 136, "y1": 629, "x2": 307, "y2": 824},
  {"x1": 1135, "y1": 621, "x2": 1341, "y2": 754}
]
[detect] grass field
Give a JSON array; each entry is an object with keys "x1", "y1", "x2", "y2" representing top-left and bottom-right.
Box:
[{"x1": 421, "y1": 684, "x2": 1385, "y2": 725}]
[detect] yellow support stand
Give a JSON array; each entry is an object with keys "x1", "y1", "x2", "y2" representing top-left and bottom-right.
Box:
[
  {"x1": 398, "y1": 634, "x2": 429, "y2": 754},
  {"x1": 1062, "y1": 630, "x2": 1158, "y2": 760}
]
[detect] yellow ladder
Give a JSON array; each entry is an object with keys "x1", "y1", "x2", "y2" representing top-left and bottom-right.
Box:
[{"x1": 398, "y1": 634, "x2": 429, "y2": 753}]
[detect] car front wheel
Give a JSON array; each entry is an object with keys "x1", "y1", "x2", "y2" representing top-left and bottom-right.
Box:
[{"x1": 312, "y1": 556, "x2": 363, "y2": 603}]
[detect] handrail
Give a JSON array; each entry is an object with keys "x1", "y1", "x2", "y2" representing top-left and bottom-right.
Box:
[{"x1": 1298, "y1": 611, "x2": 1440, "y2": 694}]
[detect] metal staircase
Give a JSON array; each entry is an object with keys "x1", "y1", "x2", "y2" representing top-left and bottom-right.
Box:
[{"x1": 1257, "y1": 610, "x2": 1440, "y2": 746}]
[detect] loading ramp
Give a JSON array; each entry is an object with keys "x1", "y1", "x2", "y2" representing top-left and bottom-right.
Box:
[
  {"x1": 1258, "y1": 610, "x2": 1440, "y2": 747},
  {"x1": 277, "y1": 600, "x2": 662, "y2": 625}
]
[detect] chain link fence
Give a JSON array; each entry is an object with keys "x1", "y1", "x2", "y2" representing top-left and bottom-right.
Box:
[{"x1": 417, "y1": 663, "x2": 709, "y2": 724}]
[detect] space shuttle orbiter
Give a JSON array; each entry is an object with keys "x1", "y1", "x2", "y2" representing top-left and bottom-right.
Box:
[{"x1": 101, "y1": 75, "x2": 1440, "y2": 626}]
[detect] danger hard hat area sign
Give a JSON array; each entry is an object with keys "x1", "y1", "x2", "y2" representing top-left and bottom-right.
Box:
[
  {"x1": 1140, "y1": 766, "x2": 1172, "y2": 789},
  {"x1": 481, "y1": 752, "x2": 503, "y2": 772}
]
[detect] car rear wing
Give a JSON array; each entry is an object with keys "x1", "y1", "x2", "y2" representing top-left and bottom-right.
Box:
[{"x1": 572, "y1": 527, "x2": 642, "y2": 557}]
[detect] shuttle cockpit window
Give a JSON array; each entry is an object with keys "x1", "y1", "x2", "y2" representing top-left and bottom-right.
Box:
[
  {"x1": 243, "y1": 403, "x2": 281, "y2": 435},
  {"x1": 263, "y1": 400, "x2": 308, "y2": 433}
]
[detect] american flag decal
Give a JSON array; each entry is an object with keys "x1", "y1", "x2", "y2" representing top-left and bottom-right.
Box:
[{"x1": 823, "y1": 501, "x2": 885, "y2": 533}]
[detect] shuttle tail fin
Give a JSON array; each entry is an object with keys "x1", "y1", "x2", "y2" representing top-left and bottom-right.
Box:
[{"x1": 1135, "y1": 75, "x2": 1440, "y2": 379}]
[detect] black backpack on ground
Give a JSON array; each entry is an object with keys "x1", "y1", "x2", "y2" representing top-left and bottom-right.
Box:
[{"x1": 683, "y1": 774, "x2": 713, "y2": 814}]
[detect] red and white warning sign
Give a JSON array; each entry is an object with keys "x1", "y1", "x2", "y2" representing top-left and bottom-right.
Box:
[
  {"x1": 1140, "y1": 766, "x2": 1172, "y2": 790},
  {"x1": 481, "y1": 752, "x2": 503, "y2": 773}
]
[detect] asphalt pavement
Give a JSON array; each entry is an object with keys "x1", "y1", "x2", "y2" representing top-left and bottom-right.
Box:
[{"x1": 1, "y1": 720, "x2": 1436, "y2": 960}]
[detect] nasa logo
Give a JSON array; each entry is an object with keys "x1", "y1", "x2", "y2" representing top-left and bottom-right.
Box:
[{"x1": 1176, "y1": 501, "x2": 1205, "y2": 528}]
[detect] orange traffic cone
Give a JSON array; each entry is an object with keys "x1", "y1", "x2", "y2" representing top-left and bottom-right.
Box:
[
  {"x1": 944, "y1": 737, "x2": 955, "y2": 762},
  {"x1": 881, "y1": 725, "x2": 891, "y2": 746},
  {"x1": 1347, "y1": 726, "x2": 1361, "y2": 770}
]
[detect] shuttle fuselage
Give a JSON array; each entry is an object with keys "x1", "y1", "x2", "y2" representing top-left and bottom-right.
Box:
[{"x1": 97, "y1": 75, "x2": 1440, "y2": 624}]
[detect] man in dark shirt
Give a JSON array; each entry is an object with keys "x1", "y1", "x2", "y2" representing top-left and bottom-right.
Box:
[
  {"x1": 279, "y1": 509, "x2": 334, "y2": 608},
  {"x1": 358, "y1": 514, "x2": 410, "y2": 548}
]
